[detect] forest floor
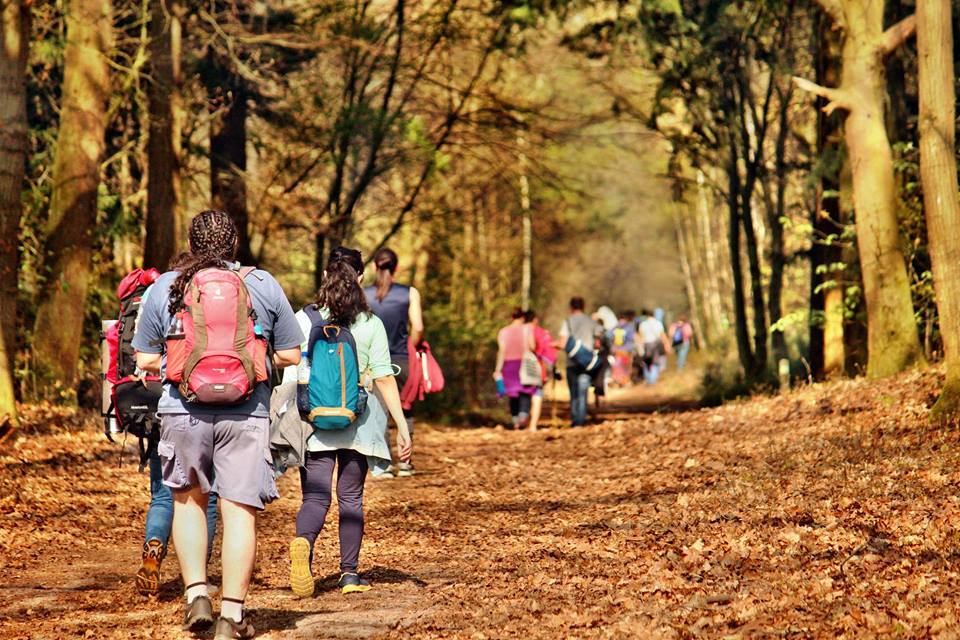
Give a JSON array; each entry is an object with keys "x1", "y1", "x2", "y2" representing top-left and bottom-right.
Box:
[{"x1": 3, "y1": 366, "x2": 960, "y2": 638}]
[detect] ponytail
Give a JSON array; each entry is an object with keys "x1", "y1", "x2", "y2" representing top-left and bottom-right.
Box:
[
  {"x1": 373, "y1": 247, "x2": 399, "y2": 302},
  {"x1": 315, "y1": 247, "x2": 370, "y2": 327}
]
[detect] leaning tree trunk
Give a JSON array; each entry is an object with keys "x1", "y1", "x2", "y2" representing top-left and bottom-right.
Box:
[
  {"x1": 918, "y1": 0, "x2": 960, "y2": 420},
  {"x1": 31, "y1": 0, "x2": 112, "y2": 394},
  {"x1": 795, "y1": 4, "x2": 924, "y2": 378},
  {"x1": 144, "y1": 0, "x2": 181, "y2": 270},
  {"x1": 0, "y1": 0, "x2": 28, "y2": 427},
  {"x1": 210, "y1": 80, "x2": 253, "y2": 264}
]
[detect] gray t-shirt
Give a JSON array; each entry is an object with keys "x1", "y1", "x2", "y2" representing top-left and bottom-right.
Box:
[
  {"x1": 560, "y1": 312, "x2": 599, "y2": 347},
  {"x1": 132, "y1": 265, "x2": 304, "y2": 417}
]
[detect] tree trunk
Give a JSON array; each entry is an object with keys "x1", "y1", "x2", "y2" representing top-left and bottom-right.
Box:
[
  {"x1": 842, "y1": 14, "x2": 925, "y2": 377},
  {"x1": 210, "y1": 82, "x2": 253, "y2": 264},
  {"x1": 727, "y1": 142, "x2": 754, "y2": 374},
  {"x1": 0, "y1": 0, "x2": 28, "y2": 425},
  {"x1": 31, "y1": 0, "x2": 112, "y2": 393},
  {"x1": 144, "y1": 0, "x2": 181, "y2": 270},
  {"x1": 810, "y1": 10, "x2": 846, "y2": 378},
  {"x1": 918, "y1": 0, "x2": 960, "y2": 420},
  {"x1": 798, "y1": 2, "x2": 924, "y2": 378}
]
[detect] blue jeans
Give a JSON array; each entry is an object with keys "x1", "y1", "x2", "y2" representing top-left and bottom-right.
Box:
[
  {"x1": 676, "y1": 341, "x2": 691, "y2": 370},
  {"x1": 146, "y1": 446, "x2": 219, "y2": 555},
  {"x1": 566, "y1": 367, "x2": 592, "y2": 426}
]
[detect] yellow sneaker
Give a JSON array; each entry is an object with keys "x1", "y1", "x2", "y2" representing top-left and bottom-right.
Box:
[
  {"x1": 289, "y1": 537, "x2": 315, "y2": 598},
  {"x1": 338, "y1": 572, "x2": 372, "y2": 594}
]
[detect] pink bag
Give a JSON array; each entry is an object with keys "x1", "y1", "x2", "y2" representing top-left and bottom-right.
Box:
[{"x1": 400, "y1": 340, "x2": 444, "y2": 410}]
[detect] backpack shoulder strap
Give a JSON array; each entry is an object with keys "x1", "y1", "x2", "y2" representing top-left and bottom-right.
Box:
[{"x1": 238, "y1": 266, "x2": 262, "y2": 281}]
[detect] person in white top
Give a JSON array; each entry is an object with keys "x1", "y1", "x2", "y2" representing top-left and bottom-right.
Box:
[{"x1": 637, "y1": 308, "x2": 671, "y2": 384}]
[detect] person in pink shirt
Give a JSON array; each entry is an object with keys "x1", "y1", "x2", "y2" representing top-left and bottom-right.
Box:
[
  {"x1": 493, "y1": 307, "x2": 538, "y2": 429},
  {"x1": 668, "y1": 314, "x2": 694, "y2": 370},
  {"x1": 525, "y1": 310, "x2": 557, "y2": 431}
]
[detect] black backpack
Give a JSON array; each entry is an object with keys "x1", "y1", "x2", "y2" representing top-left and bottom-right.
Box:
[{"x1": 103, "y1": 268, "x2": 164, "y2": 469}]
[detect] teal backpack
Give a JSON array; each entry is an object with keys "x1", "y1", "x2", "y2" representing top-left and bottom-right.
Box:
[{"x1": 296, "y1": 306, "x2": 368, "y2": 430}]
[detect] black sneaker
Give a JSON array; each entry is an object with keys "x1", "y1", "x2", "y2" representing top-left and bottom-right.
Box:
[
  {"x1": 213, "y1": 615, "x2": 256, "y2": 639},
  {"x1": 181, "y1": 595, "x2": 214, "y2": 632},
  {"x1": 338, "y1": 572, "x2": 372, "y2": 594}
]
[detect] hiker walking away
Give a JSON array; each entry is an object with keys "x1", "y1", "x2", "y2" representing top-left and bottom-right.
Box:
[
  {"x1": 654, "y1": 308, "x2": 669, "y2": 373},
  {"x1": 524, "y1": 310, "x2": 557, "y2": 431},
  {"x1": 133, "y1": 210, "x2": 304, "y2": 640},
  {"x1": 668, "y1": 314, "x2": 694, "y2": 370},
  {"x1": 638, "y1": 308, "x2": 671, "y2": 385},
  {"x1": 284, "y1": 247, "x2": 413, "y2": 597},
  {"x1": 494, "y1": 307, "x2": 539, "y2": 429},
  {"x1": 132, "y1": 261, "x2": 219, "y2": 597},
  {"x1": 558, "y1": 297, "x2": 600, "y2": 427},
  {"x1": 607, "y1": 312, "x2": 636, "y2": 387},
  {"x1": 364, "y1": 248, "x2": 423, "y2": 478}
]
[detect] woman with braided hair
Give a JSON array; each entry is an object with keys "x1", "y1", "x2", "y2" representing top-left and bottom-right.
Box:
[{"x1": 133, "y1": 210, "x2": 304, "y2": 640}]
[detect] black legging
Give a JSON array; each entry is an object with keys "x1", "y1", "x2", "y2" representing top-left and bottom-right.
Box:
[
  {"x1": 509, "y1": 393, "x2": 532, "y2": 420},
  {"x1": 296, "y1": 449, "x2": 368, "y2": 573}
]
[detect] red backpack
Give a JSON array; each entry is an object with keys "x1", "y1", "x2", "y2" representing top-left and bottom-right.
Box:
[{"x1": 165, "y1": 266, "x2": 268, "y2": 404}]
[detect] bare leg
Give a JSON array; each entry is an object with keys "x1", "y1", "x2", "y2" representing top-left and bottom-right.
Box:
[
  {"x1": 172, "y1": 486, "x2": 209, "y2": 594},
  {"x1": 529, "y1": 393, "x2": 542, "y2": 431},
  {"x1": 219, "y1": 497, "x2": 257, "y2": 606}
]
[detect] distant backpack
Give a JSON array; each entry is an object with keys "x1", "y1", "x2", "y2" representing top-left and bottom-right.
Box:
[
  {"x1": 297, "y1": 306, "x2": 368, "y2": 430},
  {"x1": 672, "y1": 325, "x2": 684, "y2": 346},
  {"x1": 103, "y1": 268, "x2": 163, "y2": 467},
  {"x1": 612, "y1": 327, "x2": 627, "y2": 347},
  {"x1": 165, "y1": 266, "x2": 268, "y2": 404}
]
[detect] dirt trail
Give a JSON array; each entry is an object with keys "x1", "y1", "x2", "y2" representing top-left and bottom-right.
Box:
[{"x1": 4, "y1": 369, "x2": 960, "y2": 638}]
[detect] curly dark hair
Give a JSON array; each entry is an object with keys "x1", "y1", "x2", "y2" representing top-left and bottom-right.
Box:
[
  {"x1": 314, "y1": 247, "x2": 370, "y2": 327},
  {"x1": 167, "y1": 210, "x2": 239, "y2": 314}
]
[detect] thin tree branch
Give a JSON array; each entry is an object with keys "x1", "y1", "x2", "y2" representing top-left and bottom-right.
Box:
[
  {"x1": 792, "y1": 77, "x2": 852, "y2": 115},
  {"x1": 879, "y1": 14, "x2": 916, "y2": 56}
]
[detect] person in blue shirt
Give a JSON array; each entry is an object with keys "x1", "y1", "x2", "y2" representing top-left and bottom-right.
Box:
[{"x1": 133, "y1": 210, "x2": 303, "y2": 639}]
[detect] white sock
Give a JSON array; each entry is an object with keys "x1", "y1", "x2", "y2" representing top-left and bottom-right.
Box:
[
  {"x1": 185, "y1": 583, "x2": 208, "y2": 604},
  {"x1": 221, "y1": 599, "x2": 244, "y2": 622}
]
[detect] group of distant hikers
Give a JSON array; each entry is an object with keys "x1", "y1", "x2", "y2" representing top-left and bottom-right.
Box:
[
  {"x1": 495, "y1": 297, "x2": 693, "y2": 429},
  {"x1": 102, "y1": 210, "x2": 432, "y2": 639}
]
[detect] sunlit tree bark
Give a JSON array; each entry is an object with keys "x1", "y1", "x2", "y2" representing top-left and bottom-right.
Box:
[
  {"x1": 31, "y1": 0, "x2": 112, "y2": 393},
  {"x1": 917, "y1": 0, "x2": 960, "y2": 420},
  {"x1": 795, "y1": 4, "x2": 924, "y2": 378},
  {"x1": 0, "y1": 0, "x2": 28, "y2": 426}
]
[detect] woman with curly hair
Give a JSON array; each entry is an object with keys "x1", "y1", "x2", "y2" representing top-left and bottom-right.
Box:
[
  {"x1": 133, "y1": 210, "x2": 304, "y2": 639},
  {"x1": 285, "y1": 247, "x2": 412, "y2": 597}
]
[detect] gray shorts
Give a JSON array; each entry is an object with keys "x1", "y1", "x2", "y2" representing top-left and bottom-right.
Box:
[{"x1": 157, "y1": 413, "x2": 278, "y2": 510}]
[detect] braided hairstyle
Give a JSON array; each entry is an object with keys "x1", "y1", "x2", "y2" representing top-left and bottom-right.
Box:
[
  {"x1": 167, "y1": 210, "x2": 239, "y2": 314},
  {"x1": 314, "y1": 247, "x2": 370, "y2": 327}
]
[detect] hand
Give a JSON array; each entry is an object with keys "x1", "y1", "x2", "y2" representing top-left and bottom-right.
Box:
[
  {"x1": 492, "y1": 371, "x2": 503, "y2": 381},
  {"x1": 396, "y1": 426, "x2": 412, "y2": 462}
]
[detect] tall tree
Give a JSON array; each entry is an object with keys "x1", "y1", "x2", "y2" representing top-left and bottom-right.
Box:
[
  {"x1": 31, "y1": 0, "x2": 113, "y2": 391},
  {"x1": 795, "y1": 3, "x2": 924, "y2": 378},
  {"x1": 0, "y1": 0, "x2": 28, "y2": 427},
  {"x1": 917, "y1": 0, "x2": 960, "y2": 419},
  {"x1": 210, "y1": 78, "x2": 254, "y2": 264},
  {"x1": 144, "y1": 0, "x2": 182, "y2": 270}
]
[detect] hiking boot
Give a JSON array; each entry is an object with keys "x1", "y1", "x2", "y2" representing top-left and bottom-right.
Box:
[
  {"x1": 289, "y1": 537, "x2": 315, "y2": 598},
  {"x1": 135, "y1": 538, "x2": 164, "y2": 596},
  {"x1": 213, "y1": 615, "x2": 256, "y2": 640},
  {"x1": 181, "y1": 595, "x2": 214, "y2": 632},
  {"x1": 338, "y1": 572, "x2": 372, "y2": 594},
  {"x1": 397, "y1": 462, "x2": 414, "y2": 477}
]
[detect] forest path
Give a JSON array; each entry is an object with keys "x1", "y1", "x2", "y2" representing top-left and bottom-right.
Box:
[{"x1": 3, "y1": 368, "x2": 960, "y2": 638}]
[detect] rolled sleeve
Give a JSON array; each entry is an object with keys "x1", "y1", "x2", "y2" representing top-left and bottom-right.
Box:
[{"x1": 131, "y1": 282, "x2": 166, "y2": 354}]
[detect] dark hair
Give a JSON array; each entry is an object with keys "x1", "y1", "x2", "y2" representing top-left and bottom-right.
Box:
[
  {"x1": 373, "y1": 247, "x2": 399, "y2": 303},
  {"x1": 569, "y1": 297, "x2": 585, "y2": 311},
  {"x1": 641, "y1": 308, "x2": 652, "y2": 317},
  {"x1": 314, "y1": 247, "x2": 369, "y2": 327},
  {"x1": 524, "y1": 309, "x2": 538, "y2": 323},
  {"x1": 168, "y1": 210, "x2": 239, "y2": 314},
  {"x1": 511, "y1": 306, "x2": 525, "y2": 320}
]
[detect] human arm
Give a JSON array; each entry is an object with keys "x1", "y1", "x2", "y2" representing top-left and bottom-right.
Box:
[
  {"x1": 493, "y1": 330, "x2": 505, "y2": 379},
  {"x1": 374, "y1": 375, "x2": 412, "y2": 461},
  {"x1": 265, "y1": 273, "x2": 306, "y2": 371},
  {"x1": 408, "y1": 286, "x2": 424, "y2": 346},
  {"x1": 136, "y1": 352, "x2": 162, "y2": 374},
  {"x1": 273, "y1": 348, "x2": 301, "y2": 368}
]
